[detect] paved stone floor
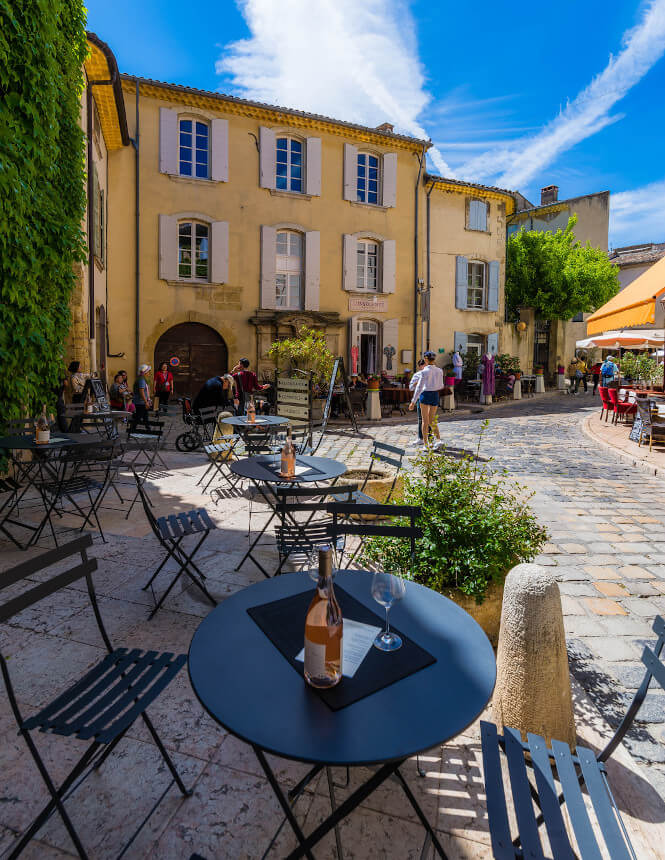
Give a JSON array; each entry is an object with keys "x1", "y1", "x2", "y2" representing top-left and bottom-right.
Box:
[{"x1": 1, "y1": 389, "x2": 665, "y2": 857}]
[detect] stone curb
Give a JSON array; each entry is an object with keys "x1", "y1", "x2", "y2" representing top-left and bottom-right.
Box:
[{"x1": 582, "y1": 414, "x2": 665, "y2": 482}]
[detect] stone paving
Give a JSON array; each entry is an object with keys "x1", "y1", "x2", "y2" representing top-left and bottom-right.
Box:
[{"x1": 1, "y1": 390, "x2": 665, "y2": 856}]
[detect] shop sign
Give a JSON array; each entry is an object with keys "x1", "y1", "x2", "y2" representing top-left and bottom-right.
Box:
[{"x1": 348, "y1": 296, "x2": 388, "y2": 313}]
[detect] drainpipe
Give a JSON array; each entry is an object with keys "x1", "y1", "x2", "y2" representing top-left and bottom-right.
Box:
[
  {"x1": 132, "y1": 80, "x2": 140, "y2": 369},
  {"x1": 86, "y1": 80, "x2": 96, "y2": 373},
  {"x1": 413, "y1": 144, "x2": 427, "y2": 364},
  {"x1": 425, "y1": 179, "x2": 435, "y2": 351}
]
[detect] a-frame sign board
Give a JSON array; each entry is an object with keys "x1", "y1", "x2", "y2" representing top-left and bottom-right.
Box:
[{"x1": 321, "y1": 357, "x2": 358, "y2": 434}]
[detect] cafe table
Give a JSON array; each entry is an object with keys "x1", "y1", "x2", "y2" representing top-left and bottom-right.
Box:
[
  {"x1": 223, "y1": 414, "x2": 289, "y2": 454},
  {"x1": 188, "y1": 570, "x2": 496, "y2": 859},
  {"x1": 230, "y1": 453, "x2": 347, "y2": 577}
]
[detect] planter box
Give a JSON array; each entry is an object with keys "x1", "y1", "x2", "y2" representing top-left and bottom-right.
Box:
[{"x1": 442, "y1": 582, "x2": 504, "y2": 647}]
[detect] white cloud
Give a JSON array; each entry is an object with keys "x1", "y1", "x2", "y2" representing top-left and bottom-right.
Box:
[
  {"x1": 456, "y1": 0, "x2": 665, "y2": 188},
  {"x1": 217, "y1": 0, "x2": 451, "y2": 174},
  {"x1": 610, "y1": 179, "x2": 665, "y2": 247}
]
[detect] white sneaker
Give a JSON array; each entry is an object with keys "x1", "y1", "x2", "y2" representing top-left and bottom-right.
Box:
[
  {"x1": 433, "y1": 440, "x2": 445, "y2": 451},
  {"x1": 409, "y1": 439, "x2": 424, "y2": 448}
]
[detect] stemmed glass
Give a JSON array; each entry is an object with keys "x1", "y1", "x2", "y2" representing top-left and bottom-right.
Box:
[{"x1": 371, "y1": 571, "x2": 406, "y2": 651}]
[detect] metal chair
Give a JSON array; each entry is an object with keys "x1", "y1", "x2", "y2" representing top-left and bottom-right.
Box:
[
  {"x1": 133, "y1": 472, "x2": 218, "y2": 618},
  {"x1": 481, "y1": 614, "x2": 665, "y2": 859},
  {"x1": 353, "y1": 441, "x2": 406, "y2": 506},
  {"x1": 198, "y1": 435, "x2": 242, "y2": 495},
  {"x1": 0, "y1": 476, "x2": 23, "y2": 546},
  {"x1": 0, "y1": 536, "x2": 191, "y2": 858},
  {"x1": 636, "y1": 399, "x2": 665, "y2": 451},
  {"x1": 5, "y1": 417, "x2": 33, "y2": 435},
  {"x1": 326, "y1": 502, "x2": 422, "y2": 569},
  {"x1": 123, "y1": 418, "x2": 167, "y2": 518}
]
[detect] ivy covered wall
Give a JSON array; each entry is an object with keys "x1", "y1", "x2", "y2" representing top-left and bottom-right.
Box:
[{"x1": 0, "y1": 0, "x2": 88, "y2": 420}]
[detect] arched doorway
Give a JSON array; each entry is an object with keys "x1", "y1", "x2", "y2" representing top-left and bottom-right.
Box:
[{"x1": 154, "y1": 323, "x2": 228, "y2": 397}]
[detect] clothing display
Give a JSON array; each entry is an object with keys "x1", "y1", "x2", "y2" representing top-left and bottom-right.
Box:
[
  {"x1": 452, "y1": 352, "x2": 463, "y2": 380},
  {"x1": 481, "y1": 354, "x2": 495, "y2": 396}
]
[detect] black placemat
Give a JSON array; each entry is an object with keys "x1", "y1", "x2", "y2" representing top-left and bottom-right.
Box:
[
  {"x1": 247, "y1": 585, "x2": 436, "y2": 710},
  {"x1": 261, "y1": 457, "x2": 324, "y2": 481}
]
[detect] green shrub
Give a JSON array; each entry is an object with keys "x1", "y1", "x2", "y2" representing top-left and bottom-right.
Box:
[{"x1": 267, "y1": 326, "x2": 335, "y2": 383}]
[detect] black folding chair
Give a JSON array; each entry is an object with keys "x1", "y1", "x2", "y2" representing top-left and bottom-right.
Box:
[
  {"x1": 196, "y1": 405, "x2": 223, "y2": 444},
  {"x1": 6, "y1": 417, "x2": 34, "y2": 435},
  {"x1": 0, "y1": 536, "x2": 191, "y2": 858},
  {"x1": 0, "y1": 476, "x2": 23, "y2": 546},
  {"x1": 326, "y1": 502, "x2": 422, "y2": 570},
  {"x1": 133, "y1": 472, "x2": 218, "y2": 618},
  {"x1": 481, "y1": 616, "x2": 665, "y2": 859},
  {"x1": 123, "y1": 418, "x2": 167, "y2": 518},
  {"x1": 353, "y1": 441, "x2": 406, "y2": 506},
  {"x1": 197, "y1": 435, "x2": 242, "y2": 495}
]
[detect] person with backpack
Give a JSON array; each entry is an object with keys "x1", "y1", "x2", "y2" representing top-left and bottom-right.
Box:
[{"x1": 601, "y1": 356, "x2": 617, "y2": 388}]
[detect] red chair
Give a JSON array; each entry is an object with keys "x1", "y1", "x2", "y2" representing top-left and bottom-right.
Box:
[
  {"x1": 598, "y1": 386, "x2": 611, "y2": 422},
  {"x1": 607, "y1": 387, "x2": 637, "y2": 424}
]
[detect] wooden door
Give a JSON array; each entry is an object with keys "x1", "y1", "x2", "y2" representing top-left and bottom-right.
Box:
[{"x1": 154, "y1": 323, "x2": 228, "y2": 397}]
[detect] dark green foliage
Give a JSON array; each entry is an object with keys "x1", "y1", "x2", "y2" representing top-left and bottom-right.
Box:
[
  {"x1": 361, "y1": 425, "x2": 548, "y2": 602},
  {"x1": 0, "y1": 0, "x2": 87, "y2": 422},
  {"x1": 505, "y1": 216, "x2": 619, "y2": 320}
]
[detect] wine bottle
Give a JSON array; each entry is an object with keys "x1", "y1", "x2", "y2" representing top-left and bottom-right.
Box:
[
  {"x1": 280, "y1": 426, "x2": 296, "y2": 478},
  {"x1": 35, "y1": 404, "x2": 50, "y2": 445},
  {"x1": 246, "y1": 396, "x2": 256, "y2": 424},
  {"x1": 304, "y1": 548, "x2": 343, "y2": 688}
]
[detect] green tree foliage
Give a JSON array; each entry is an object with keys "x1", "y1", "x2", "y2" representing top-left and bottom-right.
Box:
[
  {"x1": 0, "y1": 0, "x2": 88, "y2": 421},
  {"x1": 267, "y1": 326, "x2": 335, "y2": 382},
  {"x1": 505, "y1": 216, "x2": 620, "y2": 320}
]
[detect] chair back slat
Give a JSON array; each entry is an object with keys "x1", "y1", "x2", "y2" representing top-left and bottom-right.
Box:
[
  {"x1": 479, "y1": 722, "x2": 517, "y2": 860},
  {"x1": 503, "y1": 728, "x2": 546, "y2": 859},
  {"x1": 0, "y1": 535, "x2": 94, "y2": 591},
  {"x1": 274, "y1": 484, "x2": 358, "y2": 501},
  {"x1": 327, "y1": 502, "x2": 417, "y2": 518},
  {"x1": 576, "y1": 746, "x2": 632, "y2": 859},
  {"x1": 330, "y1": 523, "x2": 422, "y2": 539},
  {"x1": 549, "y1": 740, "x2": 604, "y2": 859},
  {"x1": 526, "y1": 733, "x2": 576, "y2": 859},
  {"x1": 371, "y1": 453, "x2": 403, "y2": 470},
  {"x1": 0, "y1": 561, "x2": 98, "y2": 624},
  {"x1": 373, "y1": 440, "x2": 405, "y2": 457}
]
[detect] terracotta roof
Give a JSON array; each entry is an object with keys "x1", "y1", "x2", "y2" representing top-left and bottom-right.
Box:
[
  {"x1": 608, "y1": 242, "x2": 665, "y2": 267},
  {"x1": 120, "y1": 74, "x2": 430, "y2": 148},
  {"x1": 424, "y1": 173, "x2": 516, "y2": 198}
]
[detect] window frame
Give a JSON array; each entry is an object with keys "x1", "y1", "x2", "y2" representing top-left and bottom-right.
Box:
[
  {"x1": 466, "y1": 260, "x2": 486, "y2": 310},
  {"x1": 275, "y1": 136, "x2": 305, "y2": 194},
  {"x1": 466, "y1": 333, "x2": 486, "y2": 356},
  {"x1": 356, "y1": 239, "x2": 381, "y2": 292},
  {"x1": 467, "y1": 198, "x2": 489, "y2": 232},
  {"x1": 275, "y1": 229, "x2": 304, "y2": 309},
  {"x1": 178, "y1": 117, "x2": 210, "y2": 180},
  {"x1": 177, "y1": 219, "x2": 210, "y2": 282},
  {"x1": 356, "y1": 151, "x2": 382, "y2": 205}
]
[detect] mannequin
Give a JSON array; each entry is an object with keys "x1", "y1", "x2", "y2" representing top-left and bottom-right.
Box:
[
  {"x1": 481, "y1": 352, "x2": 496, "y2": 397},
  {"x1": 452, "y1": 351, "x2": 463, "y2": 380}
]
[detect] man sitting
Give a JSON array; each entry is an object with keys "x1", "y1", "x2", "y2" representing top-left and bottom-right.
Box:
[{"x1": 232, "y1": 358, "x2": 272, "y2": 415}]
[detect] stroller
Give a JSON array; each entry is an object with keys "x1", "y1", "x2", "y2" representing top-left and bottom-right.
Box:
[{"x1": 175, "y1": 396, "x2": 210, "y2": 451}]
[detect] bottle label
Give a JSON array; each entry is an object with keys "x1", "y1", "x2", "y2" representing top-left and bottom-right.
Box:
[
  {"x1": 304, "y1": 638, "x2": 327, "y2": 679},
  {"x1": 36, "y1": 429, "x2": 50, "y2": 444}
]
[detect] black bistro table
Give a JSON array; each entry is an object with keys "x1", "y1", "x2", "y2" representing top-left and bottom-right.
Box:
[
  {"x1": 189, "y1": 571, "x2": 496, "y2": 859},
  {"x1": 0, "y1": 432, "x2": 104, "y2": 548},
  {"x1": 223, "y1": 414, "x2": 289, "y2": 454},
  {"x1": 231, "y1": 454, "x2": 347, "y2": 577}
]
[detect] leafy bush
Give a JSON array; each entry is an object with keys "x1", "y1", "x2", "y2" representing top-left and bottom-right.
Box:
[
  {"x1": 462, "y1": 350, "x2": 480, "y2": 380},
  {"x1": 267, "y1": 326, "x2": 334, "y2": 383},
  {"x1": 496, "y1": 353, "x2": 521, "y2": 374},
  {"x1": 620, "y1": 351, "x2": 663, "y2": 386},
  {"x1": 362, "y1": 431, "x2": 548, "y2": 602}
]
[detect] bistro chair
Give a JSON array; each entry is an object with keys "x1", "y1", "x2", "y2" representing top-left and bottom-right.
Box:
[
  {"x1": 636, "y1": 399, "x2": 665, "y2": 451},
  {"x1": 354, "y1": 441, "x2": 407, "y2": 506},
  {"x1": 607, "y1": 387, "x2": 637, "y2": 424},
  {"x1": 0, "y1": 536, "x2": 191, "y2": 858},
  {"x1": 326, "y1": 501, "x2": 422, "y2": 569},
  {"x1": 197, "y1": 435, "x2": 242, "y2": 496},
  {"x1": 0, "y1": 476, "x2": 23, "y2": 547},
  {"x1": 598, "y1": 386, "x2": 612, "y2": 421},
  {"x1": 123, "y1": 417, "x2": 167, "y2": 518},
  {"x1": 481, "y1": 614, "x2": 665, "y2": 859},
  {"x1": 6, "y1": 417, "x2": 33, "y2": 435},
  {"x1": 133, "y1": 471, "x2": 218, "y2": 618}
]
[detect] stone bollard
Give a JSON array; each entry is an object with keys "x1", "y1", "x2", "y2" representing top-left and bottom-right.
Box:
[
  {"x1": 491, "y1": 563, "x2": 576, "y2": 747},
  {"x1": 366, "y1": 389, "x2": 381, "y2": 421}
]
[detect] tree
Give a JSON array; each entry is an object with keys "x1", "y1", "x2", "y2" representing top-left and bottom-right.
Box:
[
  {"x1": 267, "y1": 326, "x2": 335, "y2": 382},
  {"x1": 505, "y1": 216, "x2": 619, "y2": 320}
]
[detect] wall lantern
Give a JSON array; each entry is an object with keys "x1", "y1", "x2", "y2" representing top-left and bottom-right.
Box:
[{"x1": 516, "y1": 321, "x2": 527, "y2": 333}]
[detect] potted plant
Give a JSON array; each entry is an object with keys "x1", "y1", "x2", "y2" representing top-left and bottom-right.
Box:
[
  {"x1": 366, "y1": 374, "x2": 380, "y2": 390},
  {"x1": 361, "y1": 432, "x2": 548, "y2": 645}
]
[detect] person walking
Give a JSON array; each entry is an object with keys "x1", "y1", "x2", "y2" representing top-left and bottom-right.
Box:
[
  {"x1": 131, "y1": 364, "x2": 152, "y2": 431},
  {"x1": 591, "y1": 360, "x2": 602, "y2": 395},
  {"x1": 154, "y1": 362, "x2": 175, "y2": 413},
  {"x1": 409, "y1": 351, "x2": 444, "y2": 450},
  {"x1": 601, "y1": 356, "x2": 617, "y2": 388},
  {"x1": 408, "y1": 358, "x2": 427, "y2": 447},
  {"x1": 577, "y1": 355, "x2": 588, "y2": 393},
  {"x1": 566, "y1": 358, "x2": 580, "y2": 394}
]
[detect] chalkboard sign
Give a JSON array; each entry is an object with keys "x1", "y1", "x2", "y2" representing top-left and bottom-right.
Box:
[
  {"x1": 83, "y1": 377, "x2": 110, "y2": 412},
  {"x1": 321, "y1": 357, "x2": 357, "y2": 434},
  {"x1": 276, "y1": 371, "x2": 312, "y2": 425}
]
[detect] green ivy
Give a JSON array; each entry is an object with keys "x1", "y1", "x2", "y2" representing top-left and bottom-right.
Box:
[{"x1": 0, "y1": 0, "x2": 87, "y2": 424}]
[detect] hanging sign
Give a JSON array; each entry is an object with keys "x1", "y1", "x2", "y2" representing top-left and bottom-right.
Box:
[{"x1": 169, "y1": 356, "x2": 180, "y2": 367}]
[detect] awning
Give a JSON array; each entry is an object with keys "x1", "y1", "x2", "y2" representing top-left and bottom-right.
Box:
[
  {"x1": 586, "y1": 255, "x2": 665, "y2": 334},
  {"x1": 576, "y1": 330, "x2": 665, "y2": 349}
]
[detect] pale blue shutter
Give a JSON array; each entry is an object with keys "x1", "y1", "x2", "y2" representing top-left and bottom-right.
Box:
[
  {"x1": 487, "y1": 333, "x2": 499, "y2": 355},
  {"x1": 488, "y1": 260, "x2": 500, "y2": 311},
  {"x1": 454, "y1": 332, "x2": 468, "y2": 353},
  {"x1": 455, "y1": 256, "x2": 468, "y2": 309}
]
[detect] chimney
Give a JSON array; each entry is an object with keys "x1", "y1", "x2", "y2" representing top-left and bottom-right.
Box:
[
  {"x1": 375, "y1": 122, "x2": 394, "y2": 134},
  {"x1": 541, "y1": 185, "x2": 559, "y2": 205}
]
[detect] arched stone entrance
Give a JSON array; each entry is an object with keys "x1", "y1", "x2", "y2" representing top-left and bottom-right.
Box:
[{"x1": 154, "y1": 323, "x2": 228, "y2": 397}]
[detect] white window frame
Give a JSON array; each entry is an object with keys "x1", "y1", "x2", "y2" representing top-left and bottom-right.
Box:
[
  {"x1": 467, "y1": 260, "x2": 486, "y2": 309},
  {"x1": 178, "y1": 220, "x2": 210, "y2": 282},
  {"x1": 357, "y1": 152, "x2": 381, "y2": 205},
  {"x1": 275, "y1": 229, "x2": 303, "y2": 309},
  {"x1": 466, "y1": 333, "x2": 485, "y2": 356},
  {"x1": 275, "y1": 136, "x2": 305, "y2": 193},
  {"x1": 356, "y1": 239, "x2": 380, "y2": 292},
  {"x1": 179, "y1": 117, "x2": 210, "y2": 179}
]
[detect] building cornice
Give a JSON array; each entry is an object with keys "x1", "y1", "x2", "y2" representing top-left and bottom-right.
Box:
[
  {"x1": 85, "y1": 33, "x2": 129, "y2": 150},
  {"x1": 425, "y1": 176, "x2": 516, "y2": 215}
]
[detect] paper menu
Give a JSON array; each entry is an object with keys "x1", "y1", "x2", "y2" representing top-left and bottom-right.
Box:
[{"x1": 295, "y1": 618, "x2": 381, "y2": 678}]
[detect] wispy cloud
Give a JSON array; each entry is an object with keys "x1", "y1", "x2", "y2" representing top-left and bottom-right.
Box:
[
  {"x1": 456, "y1": 0, "x2": 665, "y2": 188},
  {"x1": 610, "y1": 178, "x2": 665, "y2": 246},
  {"x1": 216, "y1": 0, "x2": 451, "y2": 173}
]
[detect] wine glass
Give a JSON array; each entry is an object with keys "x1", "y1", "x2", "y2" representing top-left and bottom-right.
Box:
[{"x1": 371, "y1": 571, "x2": 406, "y2": 651}]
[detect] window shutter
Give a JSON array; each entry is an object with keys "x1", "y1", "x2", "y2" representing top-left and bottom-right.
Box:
[
  {"x1": 158, "y1": 215, "x2": 178, "y2": 280},
  {"x1": 382, "y1": 239, "x2": 396, "y2": 293},
  {"x1": 159, "y1": 108, "x2": 178, "y2": 175},
  {"x1": 382, "y1": 153, "x2": 397, "y2": 207},
  {"x1": 487, "y1": 332, "x2": 499, "y2": 355},
  {"x1": 488, "y1": 260, "x2": 500, "y2": 311},
  {"x1": 305, "y1": 137, "x2": 321, "y2": 196},
  {"x1": 211, "y1": 221, "x2": 229, "y2": 283},
  {"x1": 342, "y1": 234, "x2": 356, "y2": 291},
  {"x1": 343, "y1": 143, "x2": 358, "y2": 201},
  {"x1": 454, "y1": 331, "x2": 468, "y2": 353},
  {"x1": 381, "y1": 319, "x2": 399, "y2": 371},
  {"x1": 92, "y1": 168, "x2": 100, "y2": 256},
  {"x1": 479, "y1": 201, "x2": 488, "y2": 230},
  {"x1": 259, "y1": 127, "x2": 276, "y2": 189},
  {"x1": 210, "y1": 119, "x2": 229, "y2": 182},
  {"x1": 455, "y1": 256, "x2": 468, "y2": 309},
  {"x1": 304, "y1": 231, "x2": 320, "y2": 310},
  {"x1": 260, "y1": 225, "x2": 277, "y2": 309}
]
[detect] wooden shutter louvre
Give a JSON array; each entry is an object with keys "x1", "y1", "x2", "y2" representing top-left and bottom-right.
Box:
[
  {"x1": 158, "y1": 215, "x2": 178, "y2": 281},
  {"x1": 488, "y1": 261, "x2": 500, "y2": 312},
  {"x1": 487, "y1": 332, "x2": 499, "y2": 355},
  {"x1": 259, "y1": 127, "x2": 276, "y2": 189},
  {"x1": 382, "y1": 240, "x2": 396, "y2": 293},
  {"x1": 305, "y1": 137, "x2": 321, "y2": 196},
  {"x1": 343, "y1": 144, "x2": 358, "y2": 201},
  {"x1": 159, "y1": 108, "x2": 178, "y2": 175},
  {"x1": 342, "y1": 234, "x2": 356, "y2": 291},
  {"x1": 260, "y1": 225, "x2": 277, "y2": 309},
  {"x1": 210, "y1": 119, "x2": 229, "y2": 182},
  {"x1": 304, "y1": 231, "x2": 320, "y2": 310},
  {"x1": 455, "y1": 256, "x2": 468, "y2": 309},
  {"x1": 454, "y1": 331, "x2": 468, "y2": 353},
  {"x1": 382, "y1": 153, "x2": 397, "y2": 207},
  {"x1": 210, "y1": 221, "x2": 229, "y2": 284}
]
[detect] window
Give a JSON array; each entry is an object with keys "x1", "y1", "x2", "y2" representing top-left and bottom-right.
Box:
[
  {"x1": 276, "y1": 137, "x2": 303, "y2": 192},
  {"x1": 468, "y1": 199, "x2": 488, "y2": 231},
  {"x1": 466, "y1": 334, "x2": 485, "y2": 356},
  {"x1": 357, "y1": 153, "x2": 380, "y2": 204},
  {"x1": 275, "y1": 230, "x2": 303, "y2": 308},
  {"x1": 467, "y1": 261, "x2": 486, "y2": 308},
  {"x1": 178, "y1": 221, "x2": 209, "y2": 280},
  {"x1": 179, "y1": 119, "x2": 209, "y2": 178},
  {"x1": 357, "y1": 240, "x2": 379, "y2": 291}
]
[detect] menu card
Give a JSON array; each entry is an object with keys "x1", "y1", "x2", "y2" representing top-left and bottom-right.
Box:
[{"x1": 295, "y1": 618, "x2": 381, "y2": 678}]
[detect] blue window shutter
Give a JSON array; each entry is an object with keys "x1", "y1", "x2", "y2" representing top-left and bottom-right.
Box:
[
  {"x1": 487, "y1": 333, "x2": 499, "y2": 355},
  {"x1": 455, "y1": 256, "x2": 468, "y2": 309},
  {"x1": 468, "y1": 200, "x2": 478, "y2": 230},
  {"x1": 454, "y1": 331, "x2": 468, "y2": 353},
  {"x1": 488, "y1": 260, "x2": 500, "y2": 311}
]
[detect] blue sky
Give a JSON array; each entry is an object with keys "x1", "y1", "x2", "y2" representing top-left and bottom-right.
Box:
[{"x1": 86, "y1": 0, "x2": 665, "y2": 247}]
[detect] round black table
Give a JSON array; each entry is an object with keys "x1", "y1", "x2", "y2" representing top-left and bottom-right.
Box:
[
  {"x1": 223, "y1": 415, "x2": 289, "y2": 429},
  {"x1": 221, "y1": 415, "x2": 289, "y2": 455},
  {"x1": 189, "y1": 571, "x2": 495, "y2": 858}
]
